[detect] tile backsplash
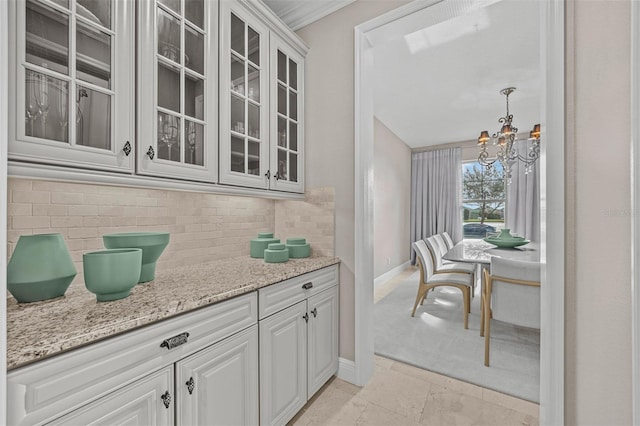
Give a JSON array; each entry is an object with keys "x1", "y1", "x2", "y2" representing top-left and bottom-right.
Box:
[{"x1": 7, "y1": 178, "x2": 335, "y2": 286}]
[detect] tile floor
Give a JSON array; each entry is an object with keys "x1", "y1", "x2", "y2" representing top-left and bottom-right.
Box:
[{"x1": 289, "y1": 266, "x2": 540, "y2": 426}]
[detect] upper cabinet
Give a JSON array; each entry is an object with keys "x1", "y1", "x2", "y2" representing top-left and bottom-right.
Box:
[
  {"x1": 8, "y1": 0, "x2": 308, "y2": 195},
  {"x1": 219, "y1": 1, "x2": 270, "y2": 189},
  {"x1": 219, "y1": 0, "x2": 306, "y2": 194},
  {"x1": 8, "y1": 0, "x2": 135, "y2": 172},
  {"x1": 269, "y1": 35, "x2": 304, "y2": 193},
  {"x1": 137, "y1": 0, "x2": 219, "y2": 182}
]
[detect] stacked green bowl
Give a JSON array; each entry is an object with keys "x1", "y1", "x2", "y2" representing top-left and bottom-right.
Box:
[
  {"x1": 286, "y1": 237, "x2": 311, "y2": 258},
  {"x1": 264, "y1": 243, "x2": 289, "y2": 263},
  {"x1": 250, "y1": 232, "x2": 280, "y2": 258}
]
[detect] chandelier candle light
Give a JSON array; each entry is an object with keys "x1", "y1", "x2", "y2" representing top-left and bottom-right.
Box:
[{"x1": 477, "y1": 87, "x2": 541, "y2": 183}]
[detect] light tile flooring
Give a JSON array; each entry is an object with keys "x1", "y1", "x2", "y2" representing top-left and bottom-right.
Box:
[{"x1": 289, "y1": 267, "x2": 540, "y2": 426}]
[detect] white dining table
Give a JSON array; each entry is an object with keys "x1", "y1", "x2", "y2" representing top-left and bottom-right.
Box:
[{"x1": 443, "y1": 238, "x2": 540, "y2": 265}]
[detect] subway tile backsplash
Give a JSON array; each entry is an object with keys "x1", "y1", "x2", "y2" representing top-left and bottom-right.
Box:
[{"x1": 7, "y1": 178, "x2": 335, "y2": 286}]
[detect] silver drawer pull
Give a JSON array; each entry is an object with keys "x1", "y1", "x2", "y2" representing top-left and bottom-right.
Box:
[
  {"x1": 160, "y1": 332, "x2": 190, "y2": 350},
  {"x1": 302, "y1": 282, "x2": 313, "y2": 290}
]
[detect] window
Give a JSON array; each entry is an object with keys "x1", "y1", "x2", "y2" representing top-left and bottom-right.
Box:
[{"x1": 462, "y1": 161, "x2": 505, "y2": 238}]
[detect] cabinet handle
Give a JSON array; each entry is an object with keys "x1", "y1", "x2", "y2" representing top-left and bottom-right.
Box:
[
  {"x1": 161, "y1": 390, "x2": 171, "y2": 409},
  {"x1": 265, "y1": 170, "x2": 271, "y2": 180},
  {"x1": 160, "y1": 332, "x2": 190, "y2": 350},
  {"x1": 302, "y1": 282, "x2": 313, "y2": 290},
  {"x1": 274, "y1": 172, "x2": 280, "y2": 181},
  {"x1": 122, "y1": 141, "x2": 132, "y2": 156},
  {"x1": 303, "y1": 312, "x2": 309, "y2": 323},
  {"x1": 147, "y1": 145, "x2": 155, "y2": 160},
  {"x1": 311, "y1": 308, "x2": 317, "y2": 318},
  {"x1": 186, "y1": 377, "x2": 195, "y2": 395}
]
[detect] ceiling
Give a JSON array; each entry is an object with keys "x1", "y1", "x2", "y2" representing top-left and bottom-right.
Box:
[
  {"x1": 371, "y1": 0, "x2": 541, "y2": 148},
  {"x1": 262, "y1": 0, "x2": 541, "y2": 150}
]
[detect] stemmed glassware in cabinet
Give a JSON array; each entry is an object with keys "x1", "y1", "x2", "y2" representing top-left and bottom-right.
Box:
[{"x1": 158, "y1": 113, "x2": 179, "y2": 161}]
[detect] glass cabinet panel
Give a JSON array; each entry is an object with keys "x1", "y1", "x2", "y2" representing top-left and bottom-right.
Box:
[
  {"x1": 223, "y1": 9, "x2": 267, "y2": 183},
  {"x1": 18, "y1": 0, "x2": 122, "y2": 156},
  {"x1": 273, "y1": 47, "x2": 300, "y2": 184},
  {"x1": 153, "y1": 0, "x2": 207, "y2": 167}
]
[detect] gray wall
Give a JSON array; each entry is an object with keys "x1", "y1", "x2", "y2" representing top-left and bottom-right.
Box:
[{"x1": 373, "y1": 118, "x2": 411, "y2": 279}]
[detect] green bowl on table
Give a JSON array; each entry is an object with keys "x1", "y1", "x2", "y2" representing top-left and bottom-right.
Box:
[
  {"x1": 83, "y1": 249, "x2": 142, "y2": 302},
  {"x1": 483, "y1": 236, "x2": 530, "y2": 248}
]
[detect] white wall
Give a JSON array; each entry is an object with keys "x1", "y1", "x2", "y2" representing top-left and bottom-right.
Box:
[
  {"x1": 301, "y1": 0, "x2": 635, "y2": 422},
  {"x1": 566, "y1": 1, "x2": 632, "y2": 424},
  {"x1": 296, "y1": 0, "x2": 411, "y2": 360},
  {"x1": 1, "y1": 0, "x2": 7, "y2": 422},
  {"x1": 373, "y1": 118, "x2": 411, "y2": 278}
]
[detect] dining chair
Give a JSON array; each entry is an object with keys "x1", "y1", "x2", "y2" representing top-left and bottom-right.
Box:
[
  {"x1": 482, "y1": 257, "x2": 540, "y2": 366},
  {"x1": 425, "y1": 236, "x2": 476, "y2": 296},
  {"x1": 411, "y1": 240, "x2": 472, "y2": 329},
  {"x1": 442, "y1": 232, "x2": 455, "y2": 250},
  {"x1": 432, "y1": 234, "x2": 449, "y2": 257}
]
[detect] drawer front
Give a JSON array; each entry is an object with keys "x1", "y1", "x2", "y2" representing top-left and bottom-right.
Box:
[
  {"x1": 8, "y1": 292, "x2": 257, "y2": 426},
  {"x1": 258, "y1": 265, "x2": 338, "y2": 320}
]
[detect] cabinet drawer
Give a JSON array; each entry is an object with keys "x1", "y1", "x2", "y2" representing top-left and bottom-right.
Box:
[
  {"x1": 8, "y1": 292, "x2": 257, "y2": 426},
  {"x1": 258, "y1": 265, "x2": 338, "y2": 320}
]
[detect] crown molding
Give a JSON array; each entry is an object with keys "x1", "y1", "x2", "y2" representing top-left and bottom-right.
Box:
[{"x1": 263, "y1": 0, "x2": 356, "y2": 31}]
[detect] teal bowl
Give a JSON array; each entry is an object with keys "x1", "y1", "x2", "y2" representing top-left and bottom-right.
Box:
[
  {"x1": 83, "y1": 249, "x2": 142, "y2": 302},
  {"x1": 103, "y1": 232, "x2": 170, "y2": 283},
  {"x1": 7, "y1": 233, "x2": 77, "y2": 303}
]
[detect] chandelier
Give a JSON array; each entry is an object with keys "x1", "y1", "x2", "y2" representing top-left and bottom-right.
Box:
[{"x1": 477, "y1": 87, "x2": 541, "y2": 182}]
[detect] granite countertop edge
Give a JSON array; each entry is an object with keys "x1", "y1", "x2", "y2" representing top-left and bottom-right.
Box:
[{"x1": 7, "y1": 255, "x2": 340, "y2": 370}]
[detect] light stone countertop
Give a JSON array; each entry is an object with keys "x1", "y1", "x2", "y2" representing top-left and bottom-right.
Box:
[{"x1": 6, "y1": 255, "x2": 340, "y2": 370}]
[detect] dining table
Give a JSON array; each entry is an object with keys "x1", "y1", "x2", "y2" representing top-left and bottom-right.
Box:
[{"x1": 443, "y1": 238, "x2": 540, "y2": 265}]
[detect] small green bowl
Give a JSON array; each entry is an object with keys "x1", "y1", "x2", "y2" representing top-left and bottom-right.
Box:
[
  {"x1": 103, "y1": 232, "x2": 170, "y2": 283},
  {"x1": 83, "y1": 249, "x2": 142, "y2": 302}
]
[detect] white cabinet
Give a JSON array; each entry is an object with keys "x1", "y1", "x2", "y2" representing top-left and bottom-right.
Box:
[
  {"x1": 177, "y1": 325, "x2": 259, "y2": 426},
  {"x1": 307, "y1": 286, "x2": 339, "y2": 398},
  {"x1": 8, "y1": 292, "x2": 257, "y2": 426},
  {"x1": 219, "y1": 0, "x2": 307, "y2": 194},
  {"x1": 258, "y1": 266, "x2": 339, "y2": 426},
  {"x1": 269, "y1": 35, "x2": 304, "y2": 193},
  {"x1": 137, "y1": 0, "x2": 218, "y2": 182},
  {"x1": 8, "y1": 0, "x2": 135, "y2": 172},
  {"x1": 219, "y1": 0, "x2": 270, "y2": 189},
  {"x1": 48, "y1": 366, "x2": 175, "y2": 426},
  {"x1": 259, "y1": 300, "x2": 308, "y2": 425}
]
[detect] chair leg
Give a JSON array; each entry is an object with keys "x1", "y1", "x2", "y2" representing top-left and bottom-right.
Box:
[
  {"x1": 480, "y1": 291, "x2": 485, "y2": 337},
  {"x1": 411, "y1": 284, "x2": 429, "y2": 317},
  {"x1": 462, "y1": 287, "x2": 469, "y2": 329},
  {"x1": 484, "y1": 297, "x2": 491, "y2": 366}
]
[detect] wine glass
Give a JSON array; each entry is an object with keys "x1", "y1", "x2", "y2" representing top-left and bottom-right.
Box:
[
  {"x1": 25, "y1": 71, "x2": 40, "y2": 136},
  {"x1": 159, "y1": 114, "x2": 179, "y2": 161},
  {"x1": 57, "y1": 82, "x2": 68, "y2": 142},
  {"x1": 34, "y1": 70, "x2": 50, "y2": 138},
  {"x1": 187, "y1": 121, "x2": 197, "y2": 164}
]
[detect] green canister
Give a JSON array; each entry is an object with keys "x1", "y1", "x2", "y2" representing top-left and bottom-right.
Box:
[
  {"x1": 285, "y1": 237, "x2": 311, "y2": 258},
  {"x1": 264, "y1": 243, "x2": 289, "y2": 263},
  {"x1": 250, "y1": 232, "x2": 280, "y2": 258}
]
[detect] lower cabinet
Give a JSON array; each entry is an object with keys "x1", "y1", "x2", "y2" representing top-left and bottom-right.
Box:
[
  {"x1": 259, "y1": 284, "x2": 339, "y2": 426},
  {"x1": 177, "y1": 326, "x2": 259, "y2": 425},
  {"x1": 48, "y1": 366, "x2": 175, "y2": 426}
]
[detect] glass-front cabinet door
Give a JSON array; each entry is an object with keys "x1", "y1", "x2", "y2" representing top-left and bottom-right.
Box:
[
  {"x1": 219, "y1": 1, "x2": 269, "y2": 189},
  {"x1": 269, "y1": 35, "x2": 304, "y2": 193},
  {"x1": 137, "y1": 0, "x2": 217, "y2": 182},
  {"x1": 9, "y1": 0, "x2": 134, "y2": 172}
]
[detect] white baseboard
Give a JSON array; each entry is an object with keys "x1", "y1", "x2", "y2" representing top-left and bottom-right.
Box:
[
  {"x1": 374, "y1": 260, "x2": 411, "y2": 288},
  {"x1": 337, "y1": 357, "x2": 357, "y2": 384}
]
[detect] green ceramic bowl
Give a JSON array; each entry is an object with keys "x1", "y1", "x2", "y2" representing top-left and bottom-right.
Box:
[
  {"x1": 250, "y1": 233, "x2": 280, "y2": 258},
  {"x1": 264, "y1": 244, "x2": 289, "y2": 263},
  {"x1": 483, "y1": 237, "x2": 530, "y2": 248},
  {"x1": 83, "y1": 249, "x2": 142, "y2": 302},
  {"x1": 103, "y1": 232, "x2": 170, "y2": 283},
  {"x1": 7, "y1": 233, "x2": 77, "y2": 303}
]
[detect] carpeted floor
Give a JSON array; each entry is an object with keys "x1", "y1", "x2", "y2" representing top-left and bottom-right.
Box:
[{"x1": 374, "y1": 269, "x2": 540, "y2": 403}]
